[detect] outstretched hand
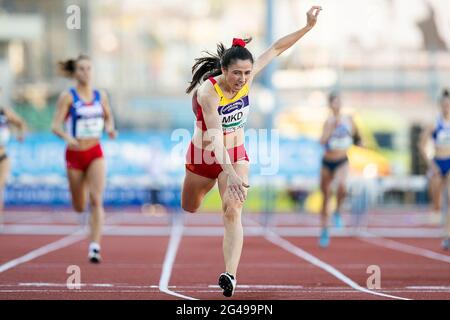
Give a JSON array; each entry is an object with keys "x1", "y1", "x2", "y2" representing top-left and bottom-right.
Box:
[{"x1": 306, "y1": 6, "x2": 322, "y2": 29}]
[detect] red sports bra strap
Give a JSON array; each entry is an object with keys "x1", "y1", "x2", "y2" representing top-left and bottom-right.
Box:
[{"x1": 208, "y1": 77, "x2": 217, "y2": 85}]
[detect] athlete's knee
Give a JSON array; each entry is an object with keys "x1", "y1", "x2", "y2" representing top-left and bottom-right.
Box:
[
  {"x1": 72, "y1": 203, "x2": 86, "y2": 213},
  {"x1": 223, "y1": 208, "x2": 242, "y2": 224},
  {"x1": 321, "y1": 187, "x2": 331, "y2": 199},
  {"x1": 89, "y1": 193, "x2": 103, "y2": 208},
  {"x1": 337, "y1": 185, "x2": 347, "y2": 197},
  {"x1": 182, "y1": 200, "x2": 199, "y2": 213},
  {"x1": 182, "y1": 204, "x2": 198, "y2": 213},
  {"x1": 223, "y1": 200, "x2": 243, "y2": 223}
]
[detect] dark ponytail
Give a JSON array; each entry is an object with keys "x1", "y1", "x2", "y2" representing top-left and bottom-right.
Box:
[
  {"x1": 442, "y1": 89, "x2": 450, "y2": 100},
  {"x1": 58, "y1": 54, "x2": 90, "y2": 77},
  {"x1": 186, "y1": 38, "x2": 254, "y2": 94}
]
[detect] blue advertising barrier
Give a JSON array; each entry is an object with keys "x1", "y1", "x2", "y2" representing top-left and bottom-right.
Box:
[{"x1": 4, "y1": 131, "x2": 323, "y2": 206}]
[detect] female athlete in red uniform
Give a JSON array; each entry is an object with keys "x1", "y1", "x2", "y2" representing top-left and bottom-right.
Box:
[
  {"x1": 183, "y1": 6, "x2": 322, "y2": 297},
  {"x1": 52, "y1": 55, "x2": 117, "y2": 263}
]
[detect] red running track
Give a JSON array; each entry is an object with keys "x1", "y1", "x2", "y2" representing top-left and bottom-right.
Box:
[{"x1": 0, "y1": 210, "x2": 449, "y2": 300}]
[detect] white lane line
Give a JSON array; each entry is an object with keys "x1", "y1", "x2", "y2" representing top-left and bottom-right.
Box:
[
  {"x1": 0, "y1": 215, "x2": 123, "y2": 273},
  {"x1": 208, "y1": 284, "x2": 304, "y2": 289},
  {"x1": 358, "y1": 232, "x2": 450, "y2": 264},
  {"x1": 0, "y1": 290, "x2": 161, "y2": 294},
  {"x1": 18, "y1": 283, "x2": 115, "y2": 287},
  {"x1": 0, "y1": 283, "x2": 304, "y2": 290},
  {"x1": 0, "y1": 289, "x2": 449, "y2": 294},
  {"x1": 1, "y1": 225, "x2": 443, "y2": 238},
  {"x1": 0, "y1": 230, "x2": 86, "y2": 273},
  {"x1": 158, "y1": 218, "x2": 197, "y2": 300},
  {"x1": 2, "y1": 283, "x2": 448, "y2": 292},
  {"x1": 264, "y1": 230, "x2": 411, "y2": 300},
  {"x1": 406, "y1": 286, "x2": 450, "y2": 290}
]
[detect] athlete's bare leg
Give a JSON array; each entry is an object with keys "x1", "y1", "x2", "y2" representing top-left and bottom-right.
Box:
[
  {"x1": 320, "y1": 167, "x2": 333, "y2": 229},
  {"x1": 0, "y1": 157, "x2": 10, "y2": 226},
  {"x1": 444, "y1": 174, "x2": 450, "y2": 238},
  {"x1": 217, "y1": 161, "x2": 249, "y2": 277},
  {"x1": 86, "y1": 158, "x2": 106, "y2": 244},
  {"x1": 334, "y1": 163, "x2": 349, "y2": 213},
  {"x1": 67, "y1": 168, "x2": 87, "y2": 213},
  {"x1": 181, "y1": 169, "x2": 217, "y2": 213}
]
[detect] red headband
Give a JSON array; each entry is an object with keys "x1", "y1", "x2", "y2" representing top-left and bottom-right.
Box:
[{"x1": 232, "y1": 38, "x2": 246, "y2": 48}]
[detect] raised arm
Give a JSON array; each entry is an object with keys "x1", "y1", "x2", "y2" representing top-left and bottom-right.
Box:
[
  {"x1": 100, "y1": 90, "x2": 117, "y2": 139},
  {"x1": 3, "y1": 107, "x2": 26, "y2": 142},
  {"x1": 197, "y1": 84, "x2": 249, "y2": 202},
  {"x1": 251, "y1": 6, "x2": 322, "y2": 79}
]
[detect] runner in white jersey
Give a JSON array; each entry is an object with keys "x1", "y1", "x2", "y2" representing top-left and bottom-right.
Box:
[{"x1": 51, "y1": 55, "x2": 117, "y2": 262}]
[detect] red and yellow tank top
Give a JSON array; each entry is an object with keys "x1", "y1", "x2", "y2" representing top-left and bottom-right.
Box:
[{"x1": 193, "y1": 77, "x2": 250, "y2": 134}]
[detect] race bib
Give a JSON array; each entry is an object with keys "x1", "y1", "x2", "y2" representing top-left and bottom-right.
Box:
[
  {"x1": 329, "y1": 136, "x2": 352, "y2": 151},
  {"x1": 76, "y1": 117, "x2": 104, "y2": 139},
  {"x1": 436, "y1": 130, "x2": 450, "y2": 147}
]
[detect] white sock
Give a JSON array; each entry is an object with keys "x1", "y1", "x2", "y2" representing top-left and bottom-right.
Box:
[{"x1": 89, "y1": 242, "x2": 100, "y2": 252}]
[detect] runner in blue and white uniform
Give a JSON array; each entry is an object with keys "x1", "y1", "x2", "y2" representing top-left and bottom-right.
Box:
[
  {"x1": 419, "y1": 89, "x2": 450, "y2": 250},
  {"x1": 319, "y1": 92, "x2": 362, "y2": 247},
  {"x1": 52, "y1": 55, "x2": 117, "y2": 262}
]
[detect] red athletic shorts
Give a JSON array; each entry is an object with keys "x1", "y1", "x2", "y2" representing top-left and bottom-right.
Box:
[
  {"x1": 185, "y1": 142, "x2": 249, "y2": 179},
  {"x1": 65, "y1": 143, "x2": 104, "y2": 172}
]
